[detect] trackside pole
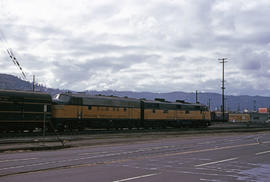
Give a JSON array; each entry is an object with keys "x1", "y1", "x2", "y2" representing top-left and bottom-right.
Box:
[{"x1": 43, "y1": 104, "x2": 47, "y2": 137}]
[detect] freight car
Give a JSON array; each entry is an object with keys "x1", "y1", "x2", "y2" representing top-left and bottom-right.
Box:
[
  {"x1": 0, "y1": 89, "x2": 52, "y2": 132},
  {"x1": 52, "y1": 93, "x2": 211, "y2": 130},
  {"x1": 229, "y1": 113, "x2": 250, "y2": 122},
  {"x1": 211, "y1": 111, "x2": 229, "y2": 122}
]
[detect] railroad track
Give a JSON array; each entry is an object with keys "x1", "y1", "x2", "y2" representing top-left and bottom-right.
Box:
[{"x1": 1, "y1": 122, "x2": 270, "y2": 141}]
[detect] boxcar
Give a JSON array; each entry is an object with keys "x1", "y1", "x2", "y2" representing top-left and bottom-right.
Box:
[
  {"x1": 229, "y1": 113, "x2": 250, "y2": 122},
  {"x1": 211, "y1": 111, "x2": 229, "y2": 122}
]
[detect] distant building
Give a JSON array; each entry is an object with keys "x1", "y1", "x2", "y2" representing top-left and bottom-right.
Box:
[{"x1": 258, "y1": 108, "x2": 268, "y2": 113}]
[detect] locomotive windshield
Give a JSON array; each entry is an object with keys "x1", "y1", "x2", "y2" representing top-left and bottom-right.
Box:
[
  {"x1": 53, "y1": 94, "x2": 60, "y2": 100},
  {"x1": 59, "y1": 94, "x2": 71, "y2": 102},
  {"x1": 53, "y1": 94, "x2": 71, "y2": 103}
]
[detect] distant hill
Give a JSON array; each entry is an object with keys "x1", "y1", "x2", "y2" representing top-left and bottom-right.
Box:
[
  {"x1": 0, "y1": 74, "x2": 32, "y2": 90},
  {"x1": 1, "y1": 73, "x2": 270, "y2": 112},
  {"x1": 84, "y1": 90, "x2": 270, "y2": 112},
  {"x1": 0, "y1": 73, "x2": 62, "y2": 96}
]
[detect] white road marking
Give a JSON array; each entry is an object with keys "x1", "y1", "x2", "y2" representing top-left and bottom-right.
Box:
[
  {"x1": 112, "y1": 173, "x2": 158, "y2": 182},
  {"x1": 256, "y1": 137, "x2": 261, "y2": 144},
  {"x1": 79, "y1": 151, "x2": 108, "y2": 156},
  {"x1": 198, "y1": 141, "x2": 216, "y2": 145},
  {"x1": 200, "y1": 178, "x2": 219, "y2": 181},
  {"x1": 0, "y1": 158, "x2": 38, "y2": 163},
  {"x1": 2, "y1": 140, "x2": 270, "y2": 172},
  {"x1": 256, "y1": 150, "x2": 270, "y2": 155},
  {"x1": 79, "y1": 146, "x2": 175, "y2": 158},
  {"x1": 0, "y1": 161, "x2": 55, "y2": 171},
  {"x1": 195, "y1": 157, "x2": 238, "y2": 167}
]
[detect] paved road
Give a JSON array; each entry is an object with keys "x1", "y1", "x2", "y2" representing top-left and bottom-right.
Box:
[{"x1": 1, "y1": 132, "x2": 270, "y2": 181}]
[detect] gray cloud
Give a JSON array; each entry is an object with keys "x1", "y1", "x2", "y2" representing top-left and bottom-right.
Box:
[
  {"x1": 242, "y1": 60, "x2": 261, "y2": 70},
  {"x1": 1, "y1": 0, "x2": 270, "y2": 96}
]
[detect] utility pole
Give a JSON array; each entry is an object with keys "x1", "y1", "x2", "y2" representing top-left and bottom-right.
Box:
[
  {"x1": 219, "y1": 58, "x2": 228, "y2": 122},
  {"x1": 253, "y1": 100, "x2": 256, "y2": 112},
  {"x1": 196, "y1": 90, "x2": 198, "y2": 103},
  {"x1": 208, "y1": 98, "x2": 211, "y2": 110},
  {"x1": 33, "y1": 75, "x2": 35, "y2": 92},
  {"x1": 43, "y1": 104, "x2": 47, "y2": 137}
]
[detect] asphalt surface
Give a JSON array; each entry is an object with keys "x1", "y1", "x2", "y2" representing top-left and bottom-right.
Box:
[{"x1": 1, "y1": 131, "x2": 270, "y2": 181}]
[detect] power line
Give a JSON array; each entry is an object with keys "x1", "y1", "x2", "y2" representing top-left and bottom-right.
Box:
[
  {"x1": 6, "y1": 47, "x2": 26, "y2": 79},
  {"x1": 0, "y1": 29, "x2": 27, "y2": 80}
]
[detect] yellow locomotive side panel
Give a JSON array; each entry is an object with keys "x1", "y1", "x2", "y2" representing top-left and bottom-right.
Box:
[
  {"x1": 52, "y1": 105, "x2": 79, "y2": 119},
  {"x1": 204, "y1": 111, "x2": 211, "y2": 120},
  {"x1": 176, "y1": 110, "x2": 187, "y2": 120},
  {"x1": 82, "y1": 106, "x2": 140, "y2": 120},
  {"x1": 53, "y1": 105, "x2": 141, "y2": 120},
  {"x1": 144, "y1": 109, "x2": 175, "y2": 120},
  {"x1": 127, "y1": 108, "x2": 141, "y2": 119},
  {"x1": 144, "y1": 109, "x2": 177, "y2": 120},
  {"x1": 176, "y1": 110, "x2": 198, "y2": 120},
  {"x1": 189, "y1": 111, "x2": 204, "y2": 120},
  {"x1": 176, "y1": 110, "x2": 211, "y2": 120},
  {"x1": 144, "y1": 109, "x2": 211, "y2": 121}
]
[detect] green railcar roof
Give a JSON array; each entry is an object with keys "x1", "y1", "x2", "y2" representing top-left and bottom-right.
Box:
[
  {"x1": 58, "y1": 93, "x2": 141, "y2": 108},
  {"x1": 55, "y1": 93, "x2": 209, "y2": 110},
  {"x1": 0, "y1": 89, "x2": 52, "y2": 103}
]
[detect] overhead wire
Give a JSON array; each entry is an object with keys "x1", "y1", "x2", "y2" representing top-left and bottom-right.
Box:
[
  {"x1": 0, "y1": 28, "x2": 27, "y2": 80},
  {"x1": 1, "y1": 3, "x2": 32, "y2": 82}
]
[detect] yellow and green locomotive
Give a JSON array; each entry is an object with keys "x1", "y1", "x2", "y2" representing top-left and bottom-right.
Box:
[
  {"x1": 52, "y1": 93, "x2": 211, "y2": 130},
  {"x1": 52, "y1": 94, "x2": 141, "y2": 130},
  {"x1": 0, "y1": 90, "x2": 211, "y2": 132}
]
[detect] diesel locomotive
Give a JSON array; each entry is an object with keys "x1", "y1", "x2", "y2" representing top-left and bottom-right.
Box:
[{"x1": 0, "y1": 89, "x2": 211, "y2": 132}]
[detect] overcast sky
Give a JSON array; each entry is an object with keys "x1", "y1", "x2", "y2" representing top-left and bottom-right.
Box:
[{"x1": 0, "y1": 0, "x2": 270, "y2": 96}]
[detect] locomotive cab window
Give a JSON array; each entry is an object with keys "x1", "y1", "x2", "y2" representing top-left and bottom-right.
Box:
[
  {"x1": 152, "y1": 109, "x2": 156, "y2": 113},
  {"x1": 88, "y1": 106, "x2": 92, "y2": 110},
  {"x1": 177, "y1": 105, "x2": 182, "y2": 110},
  {"x1": 70, "y1": 97, "x2": 82, "y2": 105},
  {"x1": 124, "y1": 107, "x2": 127, "y2": 112}
]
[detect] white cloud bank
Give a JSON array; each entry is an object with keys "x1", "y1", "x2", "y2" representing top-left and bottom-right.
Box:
[{"x1": 1, "y1": 0, "x2": 270, "y2": 96}]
